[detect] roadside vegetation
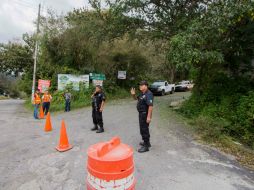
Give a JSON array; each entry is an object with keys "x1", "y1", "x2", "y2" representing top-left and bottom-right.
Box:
[
  {"x1": 0, "y1": 96, "x2": 9, "y2": 100},
  {"x1": 25, "y1": 86, "x2": 129, "y2": 112},
  {"x1": 177, "y1": 99, "x2": 254, "y2": 169},
  {"x1": 0, "y1": 0, "x2": 254, "y2": 166}
]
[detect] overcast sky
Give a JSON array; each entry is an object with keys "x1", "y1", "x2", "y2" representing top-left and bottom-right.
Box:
[{"x1": 0, "y1": 0, "x2": 90, "y2": 43}]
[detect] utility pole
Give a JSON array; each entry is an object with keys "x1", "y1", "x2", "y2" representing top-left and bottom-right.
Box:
[{"x1": 31, "y1": 3, "x2": 41, "y2": 102}]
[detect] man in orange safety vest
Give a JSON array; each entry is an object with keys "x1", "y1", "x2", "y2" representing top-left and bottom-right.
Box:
[
  {"x1": 42, "y1": 90, "x2": 52, "y2": 116},
  {"x1": 33, "y1": 90, "x2": 41, "y2": 119}
]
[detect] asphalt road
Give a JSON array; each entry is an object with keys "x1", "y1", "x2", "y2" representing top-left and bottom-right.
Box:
[{"x1": 0, "y1": 94, "x2": 254, "y2": 190}]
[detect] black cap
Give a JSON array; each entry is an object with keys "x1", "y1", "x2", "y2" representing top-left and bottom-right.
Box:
[
  {"x1": 139, "y1": 80, "x2": 148, "y2": 86},
  {"x1": 96, "y1": 85, "x2": 102, "y2": 89}
]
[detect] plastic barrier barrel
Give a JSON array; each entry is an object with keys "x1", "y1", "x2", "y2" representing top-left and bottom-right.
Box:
[{"x1": 87, "y1": 137, "x2": 135, "y2": 190}]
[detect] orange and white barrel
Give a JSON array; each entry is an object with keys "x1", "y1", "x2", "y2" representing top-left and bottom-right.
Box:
[{"x1": 87, "y1": 137, "x2": 135, "y2": 190}]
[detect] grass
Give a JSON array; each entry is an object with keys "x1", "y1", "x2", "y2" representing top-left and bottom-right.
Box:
[
  {"x1": 209, "y1": 136, "x2": 254, "y2": 169},
  {"x1": 158, "y1": 96, "x2": 254, "y2": 170},
  {"x1": 0, "y1": 96, "x2": 9, "y2": 100},
  {"x1": 192, "y1": 116, "x2": 254, "y2": 170}
]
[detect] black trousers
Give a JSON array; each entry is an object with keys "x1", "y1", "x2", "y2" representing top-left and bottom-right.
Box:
[
  {"x1": 65, "y1": 100, "x2": 71, "y2": 112},
  {"x1": 43, "y1": 102, "x2": 50, "y2": 115},
  {"x1": 139, "y1": 112, "x2": 150, "y2": 144},
  {"x1": 92, "y1": 109, "x2": 103, "y2": 128}
]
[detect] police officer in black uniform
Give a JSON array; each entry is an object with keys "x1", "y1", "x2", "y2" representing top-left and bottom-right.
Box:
[
  {"x1": 131, "y1": 81, "x2": 154, "y2": 153},
  {"x1": 91, "y1": 85, "x2": 106, "y2": 133}
]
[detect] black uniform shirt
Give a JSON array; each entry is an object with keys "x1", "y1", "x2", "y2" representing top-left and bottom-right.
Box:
[
  {"x1": 92, "y1": 92, "x2": 106, "y2": 110},
  {"x1": 137, "y1": 90, "x2": 154, "y2": 112}
]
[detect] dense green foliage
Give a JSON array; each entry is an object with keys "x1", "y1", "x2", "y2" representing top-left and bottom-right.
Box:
[
  {"x1": 0, "y1": 41, "x2": 33, "y2": 97},
  {"x1": 172, "y1": 1, "x2": 254, "y2": 148},
  {"x1": 90, "y1": 0, "x2": 254, "y2": 148},
  {"x1": 0, "y1": 42, "x2": 33, "y2": 76},
  {"x1": 1, "y1": 0, "x2": 254, "y2": 148},
  {"x1": 0, "y1": 73, "x2": 22, "y2": 97}
]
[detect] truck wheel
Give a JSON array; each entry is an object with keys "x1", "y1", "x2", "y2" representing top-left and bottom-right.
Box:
[
  {"x1": 161, "y1": 90, "x2": 165, "y2": 96},
  {"x1": 170, "y1": 87, "x2": 174, "y2": 94}
]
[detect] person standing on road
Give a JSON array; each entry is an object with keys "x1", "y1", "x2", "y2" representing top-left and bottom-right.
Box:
[
  {"x1": 33, "y1": 90, "x2": 41, "y2": 119},
  {"x1": 91, "y1": 85, "x2": 106, "y2": 133},
  {"x1": 131, "y1": 81, "x2": 154, "y2": 153},
  {"x1": 42, "y1": 90, "x2": 52, "y2": 116},
  {"x1": 63, "y1": 90, "x2": 71, "y2": 112}
]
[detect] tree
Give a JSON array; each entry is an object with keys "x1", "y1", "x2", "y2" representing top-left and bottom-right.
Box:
[
  {"x1": 171, "y1": 0, "x2": 254, "y2": 147},
  {"x1": 88, "y1": 0, "x2": 210, "y2": 81},
  {"x1": 90, "y1": 0, "x2": 209, "y2": 38},
  {"x1": 0, "y1": 42, "x2": 33, "y2": 76},
  {"x1": 167, "y1": 0, "x2": 254, "y2": 94}
]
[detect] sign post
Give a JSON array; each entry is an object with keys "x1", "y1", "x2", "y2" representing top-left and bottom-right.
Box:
[
  {"x1": 58, "y1": 74, "x2": 89, "y2": 91},
  {"x1": 38, "y1": 79, "x2": 51, "y2": 93},
  {"x1": 118, "y1": 71, "x2": 127, "y2": 79},
  {"x1": 89, "y1": 73, "x2": 106, "y2": 86}
]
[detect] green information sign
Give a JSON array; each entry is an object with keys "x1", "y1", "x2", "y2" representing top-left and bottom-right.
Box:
[{"x1": 89, "y1": 73, "x2": 106, "y2": 80}]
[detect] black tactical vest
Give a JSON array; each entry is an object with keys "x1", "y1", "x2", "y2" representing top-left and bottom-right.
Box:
[
  {"x1": 92, "y1": 92, "x2": 105, "y2": 110},
  {"x1": 137, "y1": 94, "x2": 149, "y2": 112}
]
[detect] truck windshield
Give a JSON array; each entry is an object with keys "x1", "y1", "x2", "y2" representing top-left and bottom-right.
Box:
[
  {"x1": 152, "y1": 82, "x2": 165, "y2": 86},
  {"x1": 178, "y1": 81, "x2": 189, "y2": 85}
]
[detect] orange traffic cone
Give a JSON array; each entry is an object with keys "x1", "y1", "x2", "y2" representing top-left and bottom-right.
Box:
[
  {"x1": 39, "y1": 105, "x2": 44, "y2": 119},
  {"x1": 56, "y1": 120, "x2": 73, "y2": 152},
  {"x1": 44, "y1": 112, "x2": 52, "y2": 132}
]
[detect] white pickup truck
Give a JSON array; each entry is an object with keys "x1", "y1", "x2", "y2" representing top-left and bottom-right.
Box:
[
  {"x1": 175, "y1": 80, "x2": 194, "y2": 92},
  {"x1": 149, "y1": 81, "x2": 175, "y2": 96}
]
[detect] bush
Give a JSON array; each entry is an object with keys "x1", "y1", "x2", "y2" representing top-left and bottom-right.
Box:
[
  {"x1": 194, "y1": 115, "x2": 230, "y2": 142},
  {"x1": 103, "y1": 80, "x2": 120, "y2": 94},
  {"x1": 25, "y1": 85, "x2": 130, "y2": 112},
  {"x1": 48, "y1": 87, "x2": 94, "y2": 112},
  {"x1": 177, "y1": 95, "x2": 202, "y2": 118},
  {"x1": 179, "y1": 89, "x2": 254, "y2": 149},
  {"x1": 234, "y1": 91, "x2": 254, "y2": 148}
]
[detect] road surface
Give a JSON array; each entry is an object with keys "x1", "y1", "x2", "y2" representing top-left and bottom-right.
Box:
[{"x1": 0, "y1": 94, "x2": 254, "y2": 190}]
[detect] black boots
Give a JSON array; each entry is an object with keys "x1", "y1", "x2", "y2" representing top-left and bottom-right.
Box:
[
  {"x1": 91, "y1": 125, "x2": 104, "y2": 133},
  {"x1": 139, "y1": 141, "x2": 151, "y2": 148},
  {"x1": 138, "y1": 146, "x2": 149, "y2": 153},
  {"x1": 138, "y1": 141, "x2": 151, "y2": 153},
  {"x1": 91, "y1": 125, "x2": 98, "y2": 131},
  {"x1": 96, "y1": 127, "x2": 104, "y2": 133},
  {"x1": 91, "y1": 124, "x2": 104, "y2": 133}
]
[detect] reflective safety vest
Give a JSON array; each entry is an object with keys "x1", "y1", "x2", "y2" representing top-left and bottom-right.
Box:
[
  {"x1": 34, "y1": 93, "x2": 41, "y2": 104},
  {"x1": 43, "y1": 94, "x2": 52, "y2": 102}
]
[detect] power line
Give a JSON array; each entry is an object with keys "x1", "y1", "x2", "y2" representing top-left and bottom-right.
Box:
[
  {"x1": 9, "y1": 0, "x2": 38, "y2": 17},
  {"x1": 11, "y1": 0, "x2": 38, "y2": 9},
  {"x1": 10, "y1": 0, "x2": 46, "y2": 15},
  {"x1": 40, "y1": 2, "x2": 48, "y2": 17},
  {"x1": 9, "y1": 0, "x2": 48, "y2": 17},
  {"x1": 19, "y1": 0, "x2": 38, "y2": 6},
  {"x1": 11, "y1": 1, "x2": 36, "y2": 9}
]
